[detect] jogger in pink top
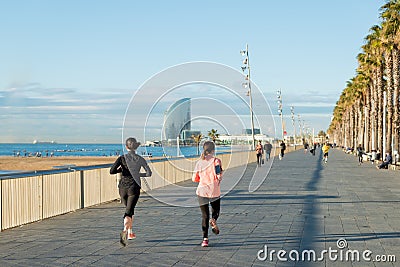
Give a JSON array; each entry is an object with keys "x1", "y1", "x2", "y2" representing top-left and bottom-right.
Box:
[{"x1": 192, "y1": 141, "x2": 223, "y2": 247}]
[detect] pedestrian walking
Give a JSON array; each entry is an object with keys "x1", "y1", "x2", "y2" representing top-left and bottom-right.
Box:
[
  {"x1": 312, "y1": 143, "x2": 317, "y2": 156},
  {"x1": 370, "y1": 149, "x2": 377, "y2": 164},
  {"x1": 376, "y1": 149, "x2": 381, "y2": 161},
  {"x1": 356, "y1": 144, "x2": 364, "y2": 165},
  {"x1": 264, "y1": 141, "x2": 272, "y2": 162},
  {"x1": 110, "y1": 137, "x2": 152, "y2": 246},
  {"x1": 256, "y1": 140, "x2": 263, "y2": 166},
  {"x1": 192, "y1": 141, "x2": 223, "y2": 247},
  {"x1": 322, "y1": 142, "x2": 330, "y2": 163},
  {"x1": 304, "y1": 142, "x2": 309, "y2": 154},
  {"x1": 279, "y1": 140, "x2": 286, "y2": 160}
]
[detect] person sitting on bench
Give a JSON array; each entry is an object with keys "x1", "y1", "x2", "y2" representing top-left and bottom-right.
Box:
[{"x1": 377, "y1": 151, "x2": 392, "y2": 169}]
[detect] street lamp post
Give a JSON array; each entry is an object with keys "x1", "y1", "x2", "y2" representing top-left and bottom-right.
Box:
[
  {"x1": 277, "y1": 90, "x2": 284, "y2": 140},
  {"x1": 291, "y1": 106, "x2": 296, "y2": 149},
  {"x1": 298, "y1": 114, "x2": 302, "y2": 143},
  {"x1": 240, "y1": 44, "x2": 255, "y2": 150}
]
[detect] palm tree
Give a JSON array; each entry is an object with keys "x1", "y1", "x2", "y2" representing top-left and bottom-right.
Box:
[
  {"x1": 381, "y1": 0, "x2": 400, "y2": 156},
  {"x1": 207, "y1": 129, "x2": 220, "y2": 143},
  {"x1": 329, "y1": 1, "x2": 400, "y2": 156},
  {"x1": 364, "y1": 24, "x2": 384, "y2": 152},
  {"x1": 384, "y1": 50, "x2": 394, "y2": 152},
  {"x1": 191, "y1": 134, "x2": 203, "y2": 155},
  {"x1": 357, "y1": 49, "x2": 377, "y2": 152},
  {"x1": 381, "y1": 0, "x2": 400, "y2": 153}
]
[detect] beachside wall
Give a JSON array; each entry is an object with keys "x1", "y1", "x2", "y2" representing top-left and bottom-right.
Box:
[{"x1": 0, "y1": 149, "x2": 291, "y2": 231}]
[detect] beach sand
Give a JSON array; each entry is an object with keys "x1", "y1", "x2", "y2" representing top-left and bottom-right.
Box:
[{"x1": 0, "y1": 156, "x2": 119, "y2": 171}]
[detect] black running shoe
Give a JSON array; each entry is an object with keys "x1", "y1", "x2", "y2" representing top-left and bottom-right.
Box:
[{"x1": 120, "y1": 231, "x2": 127, "y2": 246}]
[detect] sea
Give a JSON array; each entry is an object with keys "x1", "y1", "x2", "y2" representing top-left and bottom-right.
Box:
[{"x1": 0, "y1": 143, "x2": 236, "y2": 158}]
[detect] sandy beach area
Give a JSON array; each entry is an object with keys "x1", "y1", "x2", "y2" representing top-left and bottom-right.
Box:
[{"x1": 0, "y1": 156, "x2": 119, "y2": 172}]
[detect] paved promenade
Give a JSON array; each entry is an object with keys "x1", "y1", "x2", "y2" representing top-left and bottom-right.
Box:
[{"x1": 0, "y1": 149, "x2": 399, "y2": 266}]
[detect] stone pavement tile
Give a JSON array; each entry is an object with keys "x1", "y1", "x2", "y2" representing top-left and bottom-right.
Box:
[
  {"x1": 177, "y1": 248, "x2": 209, "y2": 261},
  {"x1": 148, "y1": 259, "x2": 183, "y2": 267},
  {"x1": 251, "y1": 260, "x2": 276, "y2": 267},
  {"x1": 68, "y1": 256, "x2": 104, "y2": 266},
  {"x1": 380, "y1": 238, "x2": 400, "y2": 246},
  {"x1": 0, "y1": 259, "x2": 27, "y2": 267},
  {"x1": 372, "y1": 263, "x2": 396, "y2": 267},
  {"x1": 350, "y1": 261, "x2": 377, "y2": 267},
  {"x1": 15, "y1": 257, "x2": 66, "y2": 267},
  {"x1": 193, "y1": 257, "x2": 231, "y2": 267},
  {"x1": 324, "y1": 261, "x2": 353, "y2": 267},
  {"x1": 170, "y1": 261, "x2": 195, "y2": 267},
  {"x1": 97, "y1": 253, "x2": 141, "y2": 266},
  {"x1": 364, "y1": 240, "x2": 385, "y2": 251},
  {"x1": 51, "y1": 256, "x2": 84, "y2": 266}
]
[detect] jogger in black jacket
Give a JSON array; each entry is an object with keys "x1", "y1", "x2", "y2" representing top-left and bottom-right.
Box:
[{"x1": 110, "y1": 137, "x2": 152, "y2": 246}]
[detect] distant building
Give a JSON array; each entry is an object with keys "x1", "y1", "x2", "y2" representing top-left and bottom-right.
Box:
[
  {"x1": 144, "y1": 140, "x2": 161, "y2": 147},
  {"x1": 163, "y1": 98, "x2": 191, "y2": 141},
  {"x1": 181, "y1": 130, "x2": 202, "y2": 141},
  {"x1": 242, "y1": 128, "x2": 261, "y2": 135},
  {"x1": 219, "y1": 134, "x2": 273, "y2": 145}
]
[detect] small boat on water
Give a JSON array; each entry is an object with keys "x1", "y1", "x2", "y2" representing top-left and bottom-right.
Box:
[{"x1": 33, "y1": 140, "x2": 57, "y2": 144}]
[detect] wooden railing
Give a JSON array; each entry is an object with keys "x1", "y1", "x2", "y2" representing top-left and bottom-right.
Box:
[
  {"x1": 0, "y1": 146, "x2": 299, "y2": 231},
  {"x1": 0, "y1": 150, "x2": 258, "y2": 231}
]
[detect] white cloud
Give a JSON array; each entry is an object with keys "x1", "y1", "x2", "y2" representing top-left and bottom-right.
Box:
[
  {"x1": 26, "y1": 105, "x2": 102, "y2": 111},
  {"x1": 289, "y1": 102, "x2": 335, "y2": 108},
  {"x1": 0, "y1": 83, "x2": 131, "y2": 142}
]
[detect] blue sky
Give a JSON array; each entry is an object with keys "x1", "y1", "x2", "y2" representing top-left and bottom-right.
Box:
[{"x1": 0, "y1": 0, "x2": 386, "y2": 143}]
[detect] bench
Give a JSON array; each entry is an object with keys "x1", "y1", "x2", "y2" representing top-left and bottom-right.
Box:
[{"x1": 389, "y1": 162, "x2": 400, "y2": 170}]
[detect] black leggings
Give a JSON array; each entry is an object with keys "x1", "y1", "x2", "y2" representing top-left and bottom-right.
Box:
[
  {"x1": 378, "y1": 161, "x2": 390, "y2": 169},
  {"x1": 198, "y1": 196, "x2": 220, "y2": 238},
  {"x1": 119, "y1": 186, "x2": 140, "y2": 217},
  {"x1": 257, "y1": 153, "x2": 262, "y2": 165}
]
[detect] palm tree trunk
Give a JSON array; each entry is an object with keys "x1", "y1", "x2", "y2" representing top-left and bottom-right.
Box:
[
  {"x1": 356, "y1": 101, "x2": 362, "y2": 147},
  {"x1": 341, "y1": 121, "x2": 344, "y2": 147},
  {"x1": 385, "y1": 52, "x2": 394, "y2": 152},
  {"x1": 377, "y1": 65, "x2": 384, "y2": 153},
  {"x1": 352, "y1": 106, "x2": 356, "y2": 149},
  {"x1": 347, "y1": 109, "x2": 351, "y2": 148},
  {"x1": 372, "y1": 71, "x2": 378, "y2": 150},
  {"x1": 392, "y1": 48, "x2": 399, "y2": 155},
  {"x1": 343, "y1": 112, "x2": 348, "y2": 147},
  {"x1": 365, "y1": 87, "x2": 371, "y2": 152}
]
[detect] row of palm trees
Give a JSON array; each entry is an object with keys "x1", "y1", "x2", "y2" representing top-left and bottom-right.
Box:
[
  {"x1": 328, "y1": 1, "x2": 400, "y2": 158},
  {"x1": 191, "y1": 129, "x2": 220, "y2": 155}
]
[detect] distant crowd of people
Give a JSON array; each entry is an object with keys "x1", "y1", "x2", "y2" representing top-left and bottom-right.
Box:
[
  {"x1": 14, "y1": 151, "x2": 54, "y2": 157},
  {"x1": 339, "y1": 144, "x2": 395, "y2": 169},
  {"x1": 254, "y1": 139, "x2": 398, "y2": 169},
  {"x1": 255, "y1": 139, "x2": 334, "y2": 164}
]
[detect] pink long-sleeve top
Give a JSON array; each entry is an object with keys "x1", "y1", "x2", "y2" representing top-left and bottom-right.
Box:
[{"x1": 192, "y1": 155, "x2": 223, "y2": 198}]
